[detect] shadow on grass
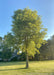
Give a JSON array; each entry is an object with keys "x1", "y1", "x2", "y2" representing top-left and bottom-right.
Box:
[
  {"x1": 0, "y1": 68, "x2": 27, "y2": 71},
  {"x1": 0, "y1": 61, "x2": 25, "y2": 66}
]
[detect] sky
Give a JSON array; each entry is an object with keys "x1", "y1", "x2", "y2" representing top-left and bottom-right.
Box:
[{"x1": 0, "y1": 0, "x2": 54, "y2": 39}]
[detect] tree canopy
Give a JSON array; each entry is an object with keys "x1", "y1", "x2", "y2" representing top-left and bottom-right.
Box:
[{"x1": 11, "y1": 8, "x2": 47, "y2": 68}]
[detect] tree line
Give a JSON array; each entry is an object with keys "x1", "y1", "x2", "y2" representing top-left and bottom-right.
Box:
[{"x1": 0, "y1": 35, "x2": 54, "y2": 61}]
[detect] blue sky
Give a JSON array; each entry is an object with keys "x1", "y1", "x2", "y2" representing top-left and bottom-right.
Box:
[{"x1": 0, "y1": 0, "x2": 54, "y2": 39}]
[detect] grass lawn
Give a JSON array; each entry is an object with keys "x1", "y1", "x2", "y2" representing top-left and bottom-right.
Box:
[{"x1": 0, "y1": 60, "x2": 54, "y2": 75}]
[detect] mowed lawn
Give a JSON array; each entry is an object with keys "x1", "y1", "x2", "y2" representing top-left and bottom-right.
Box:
[{"x1": 0, "y1": 61, "x2": 54, "y2": 75}]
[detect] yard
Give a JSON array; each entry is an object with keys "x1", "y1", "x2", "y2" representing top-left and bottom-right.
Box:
[{"x1": 0, "y1": 61, "x2": 54, "y2": 75}]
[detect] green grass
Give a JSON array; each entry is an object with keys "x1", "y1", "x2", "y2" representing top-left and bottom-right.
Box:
[{"x1": 0, "y1": 61, "x2": 54, "y2": 75}]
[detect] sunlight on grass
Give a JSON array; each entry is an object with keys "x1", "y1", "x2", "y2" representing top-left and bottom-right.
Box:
[{"x1": 0, "y1": 61, "x2": 54, "y2": 75}]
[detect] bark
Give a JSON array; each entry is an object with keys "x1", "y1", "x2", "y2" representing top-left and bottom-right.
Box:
[
  {"x1": 26, "y1": 53, "x2": 29, "y2": 68},
  {"x1": 25, "y1": 36, "x2": 29, "y2": 68}
]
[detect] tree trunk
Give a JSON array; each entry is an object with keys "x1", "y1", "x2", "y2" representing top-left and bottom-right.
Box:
[
  {"x1": 25, "y1": 36, "x2": 29, "y2": 68},
  {"x1": 26, "y1": 53, "x2": 29, "y2": 68}
]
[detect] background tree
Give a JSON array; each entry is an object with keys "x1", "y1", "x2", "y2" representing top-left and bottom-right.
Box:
[
  {"x1": 11, "y1": 8, "x2": 47, "y2": 68},
  {"x1": 4, "y1": 33, "x2": 16, "y2": 51},
  {"x1": 0, "y1": 37, "x2": 2, "y2": 41},
  {"x1": 38, "y1": 35, "x2": 54, "y2": 60},
  {"x1": 39, "y1": 43, "x2": 49, "y2": 60},
  {"x1": 0, "y1": 36, "x2": 12, "y2": 61},
  {"x1": 47, "y1": 35, "x2": 54, "y2": 60},
  {"x1": 2, "y1": 44, "x2": 12, "y2": 60},
  {"x1": 0, "y1": 37, "x2": 2, "y2": 46}
]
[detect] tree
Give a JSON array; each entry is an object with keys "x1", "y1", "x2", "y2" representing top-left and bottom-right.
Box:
[
  {"x1": 0, "y1": 37, "x2": 12, "y2": 61},
  {"x1": 39, "y1": 43, "x2": 49, "y2": 60},
  {"x1": 0, "y1": 37, "x2": 2, "y2": 41},
  {"x1": 39, "y1": 35, "x2": 54, "y2": 60},
  {"x1": 47, "y1": 35, "x2": 54, "y2": 60},
  {"x1": 4, "y1": 33, "x2": 16, "y2": 51},
  {"x1": 0, "y1": 37, "x2": 2, "y2": 45},
  {"x1": 11, "y1": 8, "x2": 47, "y2": 68},
  {"x1": 2, "y1": 44, "x2": 12, "y2": 60}
]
